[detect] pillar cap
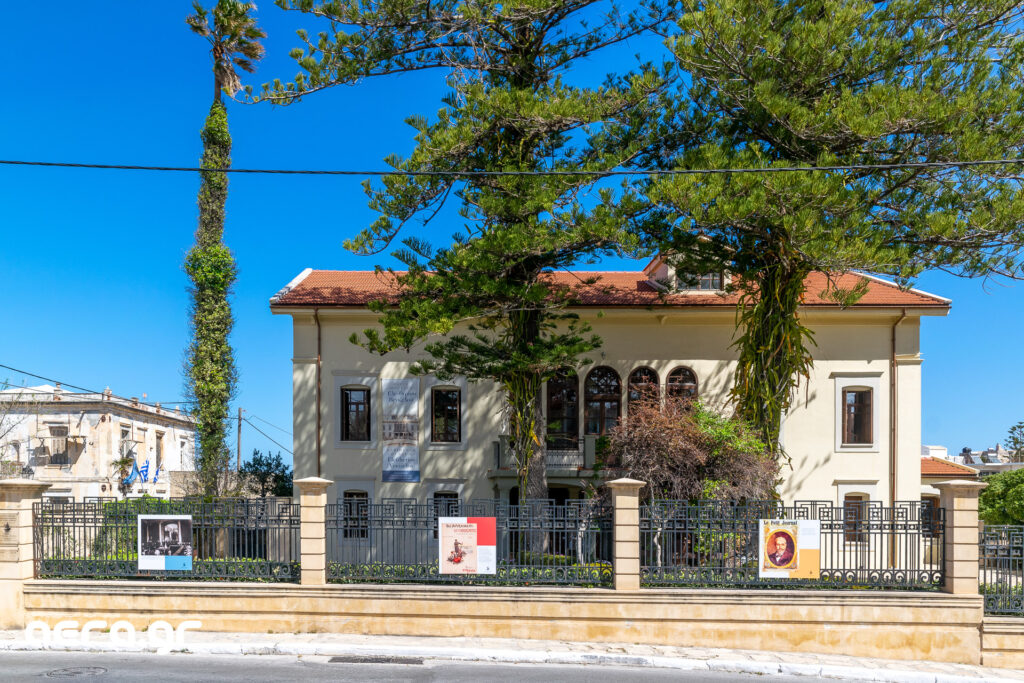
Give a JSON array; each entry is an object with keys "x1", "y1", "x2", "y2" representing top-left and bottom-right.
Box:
[
  {"x1": 933, "y1": 479, "x2": 988, "y2": 492},
  {"x1": 605, "y1": 478, "x2": 646, "y2": 492},
  {"x1": 294, "y1": 477, "x2": 333, "y2": 491}
]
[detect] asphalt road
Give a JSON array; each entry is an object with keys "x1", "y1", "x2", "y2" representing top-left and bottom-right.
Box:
[{"x1": 0, "y1": 651, "x2": 816, "y2": 682}]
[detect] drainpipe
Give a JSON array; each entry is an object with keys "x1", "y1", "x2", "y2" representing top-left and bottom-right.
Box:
[
  {"x1": 889, "y1": 308, "x2": 907, "y2": 508},
  {"x1": 314, "y1": 307, "x2": 323, "y2": 479}
]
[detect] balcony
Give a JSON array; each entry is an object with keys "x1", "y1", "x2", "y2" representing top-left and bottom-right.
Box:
[{"x1": 490, "y1": 436, "x2": 599, "y2": 473}]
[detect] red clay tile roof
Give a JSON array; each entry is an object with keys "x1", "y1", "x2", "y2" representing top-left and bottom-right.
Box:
[
  {"x1": 270, "y1": 269, "x2": 950, "y2": 309},
  {"x1": 921, "y1": 457, "x2": 978, "y2": 477}
]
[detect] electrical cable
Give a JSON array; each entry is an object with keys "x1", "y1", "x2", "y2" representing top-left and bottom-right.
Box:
[
  {"x1": 248, "y1": 414, "x2": 292, "y2": 436},
  {"x1": 242, "y1": 417, "x2": 293, "y2": 454},
  {"x1": 0, "y1": 364, "x2": 188, "y2": 411},
  {"x1": 3, "y1": 157, "x2": 1024, "y2": 176}
]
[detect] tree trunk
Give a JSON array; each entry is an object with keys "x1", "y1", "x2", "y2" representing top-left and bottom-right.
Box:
[
  {"x1": 731, "y1": 237, "x2": 812, "y2": 457},
  {"x1": 525, "y1": 386, "x2": 548, "y2": 500}
]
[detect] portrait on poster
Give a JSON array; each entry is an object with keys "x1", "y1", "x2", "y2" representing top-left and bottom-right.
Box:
[
  {"x1": 138, "y1": 515, "x2": 193, "y2": 571},
  {"x1": 763, "y1": 525, "x2": 798, "y2": 570},
  {"x1": 758, "y1": 519, "x2": 820, "y2": 579}
]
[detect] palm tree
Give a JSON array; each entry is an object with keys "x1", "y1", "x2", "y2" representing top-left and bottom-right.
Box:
[{"x1": 186, "y1": 0, "x2": 266, "y2": 104}]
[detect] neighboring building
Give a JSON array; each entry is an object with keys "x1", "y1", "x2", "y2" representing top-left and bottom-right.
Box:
[
  {"x1": 921, "y1": 445, "x2": 949, "y2": 460},
  {"x1": 954, "y1": 445, "x2": 1024, "y2": 476},
  {"x1": 270, "y1": 261, "x2": 950, "y2": 508},
  {"x1": 920, "y1": 456, "x2": 978, "y2": 506},
  {"x1": 0, "y1": 384, "x2": 195, "y2": 501}
]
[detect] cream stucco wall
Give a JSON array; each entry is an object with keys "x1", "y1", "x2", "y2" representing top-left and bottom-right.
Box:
[{"x1": 277, "y1": 306, "x2": 942, "y2": 506}]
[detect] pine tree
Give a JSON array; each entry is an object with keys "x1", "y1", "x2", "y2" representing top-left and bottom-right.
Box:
[
  {"x1": 638, "y1": 0, "x2": 1024, "y2": 452},
  {"x1": 259, "y1": 1, "x2": 672, "y2": 499},
  {"x1": 184, "y1": 1, "x2": 265, "y2": 496}
]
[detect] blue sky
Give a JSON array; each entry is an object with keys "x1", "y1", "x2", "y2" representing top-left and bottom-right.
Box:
[{"x1": 0, "y1": 3, "x2": 1021, "y2": 467}]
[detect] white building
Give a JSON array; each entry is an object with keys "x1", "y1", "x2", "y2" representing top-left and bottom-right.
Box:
[{"x1": 0, "y1": 384, "x2": 195, "y2": 501}]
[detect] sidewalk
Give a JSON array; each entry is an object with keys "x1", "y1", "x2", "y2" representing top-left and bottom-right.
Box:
[{"x1": 1, "y1": 629, "x2": 1020, "y2": 682}]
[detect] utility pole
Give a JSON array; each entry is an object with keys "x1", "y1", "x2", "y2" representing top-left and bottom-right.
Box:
[{"x1": 237, "y1": 407, "x2": 242, "y2": 471}]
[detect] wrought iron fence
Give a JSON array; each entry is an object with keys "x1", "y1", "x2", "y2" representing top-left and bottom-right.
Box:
[
  {"x1": 327, "y1": 498, "x2": 613, "y2": 586},
  {"x1": 34, "y1": 497, "x2": 300, "y2": 581},
  {"x1": 641, "y1": 500, "x2": 944, "y2": 590},
  {"x1": 980, "y1": 525, "x2": 1024, "y2": 614}
]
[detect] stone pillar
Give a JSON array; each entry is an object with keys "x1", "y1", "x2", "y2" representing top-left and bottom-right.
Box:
[
  {"x1": 606, "y1": 477, "x2": 645, "y2": 591},
  {"x1": 0, "y1": 479, "x2": 51, "y2": 629},
  {"x1": 295, "y1": 477, "x2": 331, "y2": 586},
  {"x1": 935, "y1": 479, "x2": 987, "y2": 595}
]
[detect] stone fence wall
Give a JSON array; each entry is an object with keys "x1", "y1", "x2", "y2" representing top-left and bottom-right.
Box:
[{"x1": 3, "y1": 476, "x2": 1020, "y2": 667}]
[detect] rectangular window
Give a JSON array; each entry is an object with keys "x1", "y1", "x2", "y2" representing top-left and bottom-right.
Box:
[
  {"x1": 843, "y1": 494, "x2": 867, "y2": 543},
  {"x1": 431, "y1": 388, "x2": 461, "y2": 443},
  {"x1": 842, "y1": 389, "x2": 872, "y2": 445},
  {"x1": 120, "y1": 426, "x2": 134, "y2": 458},
  {"x1": 341, "y1": 388, "x2": 371, "y2": 441},
  {"x1": 155, "y1": 432, "x2": 164, "y2": 469},
  {"x1": 48, "y1": 425, "x2": 68, "y2": 465},
  {"x1": 432, "y1": 491, "x2": 459, "y2": 538},
  {"x1": 342, "y1": 490, "x2": 369, "y2": 539},
  {"x1": 680, "y1": 272, "x2": 723, "y2": 291}
]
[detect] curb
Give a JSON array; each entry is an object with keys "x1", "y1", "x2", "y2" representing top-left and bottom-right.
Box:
[{"x1": 0, "y1": 640, "x2": 1016, "y2": 682}]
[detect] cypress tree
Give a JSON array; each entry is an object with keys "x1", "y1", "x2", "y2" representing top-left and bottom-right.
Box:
[{"x1": 184, "y1": 1, "x2": 265, "y2": 496}]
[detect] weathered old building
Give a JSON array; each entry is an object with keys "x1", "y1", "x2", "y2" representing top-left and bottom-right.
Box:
[{"x1": 0, "y1": 384, "x2": 195, "y2": 501}]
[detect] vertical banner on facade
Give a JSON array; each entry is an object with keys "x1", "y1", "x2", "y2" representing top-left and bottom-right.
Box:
[
  {"x1": 138, "y1": 515, "x2": 193, "y2": 571},
  {"x1": 438, "y1": 517, "x2": 497, "y2": 574},
  {"x1": 381, "y1": 378, "x2": 420, "y2": 482},
  {"x1": 758, "y1": 519, "x2": 820, "y2": 579}
]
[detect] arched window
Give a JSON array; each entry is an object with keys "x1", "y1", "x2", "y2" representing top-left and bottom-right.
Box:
[
  {"x1": 546, "y1": 370, "x2": 579, "y2": 449},
  {"x1": 627, "y1": 367, "x2": 659, "y2": 411},
  {"x1": 843, "y1": 493, "x2": 868, "y2": 543},
  {"x1": 584, "y1": 367, "x2": 621, "y2": 436},
  {"x1": 342, "y1": 490, "x2": 369, "y2": 539},
  {"x1": 667, "y1": 366, "x2": 698, "y2": 399}
]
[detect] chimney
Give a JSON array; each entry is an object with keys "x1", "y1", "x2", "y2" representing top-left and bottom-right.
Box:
[
  {"x1": 104, "y1": 387, "x2": 112, "y2": 401},
  {"x1": 131, "y1": 397, "x2": 139, "y2": 407},
  {"x1": 53, "y1": 383, "x2": 62, "y2": 401}
]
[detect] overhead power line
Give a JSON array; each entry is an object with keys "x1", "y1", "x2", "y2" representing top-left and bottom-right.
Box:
[
  {"x1": 248, "y1": 414, "x2": 292, "y2": 436},
  {"x1": 3, "y1": 157, "x2": 1024, "y2": 177},
  {"x1": 0, "y1": 363, "x2": 190, "y2": 411},
  {"x1": 242, "y1": 417, "x2": 293, "y2": 455}
]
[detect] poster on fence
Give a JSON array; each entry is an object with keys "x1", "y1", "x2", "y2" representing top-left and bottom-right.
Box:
[
  {"x1": 138, "y1": 515, "x2": 193, "y2": 571},
  {"x1": 439, "y1": 517, "x2": 496, "y2": 575},
  {"x1": 758, "y1": 519, "x2": 820, "y2": 579},
  {"x1": 381, "y1": 378, "x2": 420, "y2": 482}
]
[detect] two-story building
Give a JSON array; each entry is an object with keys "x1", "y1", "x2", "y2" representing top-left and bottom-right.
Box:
[
  {"x1": 270, "y1": 260, "x2": 950, "y2": 510},
  {"x1": 0, "y1": 384, "x2": 195, "y2": 501}
]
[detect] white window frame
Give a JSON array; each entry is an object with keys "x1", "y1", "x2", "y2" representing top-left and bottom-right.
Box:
[
  {"x1": 335, "y1": 479, "x2": 376, "y2": 545},
  {"x1": 832, "y1": 373, "x2": 882, "y2": 453},
  {"x1": 333, "y1": 374, "x2": 378, "y2": 450},
  {"x1": 423, "y1": 376, "x2": 468, "y2": 452}
]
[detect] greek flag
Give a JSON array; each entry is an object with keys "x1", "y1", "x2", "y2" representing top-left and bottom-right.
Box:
[
  {"x1": 139, "y1": 460, "x2": 150, "y2": 483},
  {"x1": 122, "y1": 461, "x2": 140, "y2": 486},
  {"x1": 152, "y1": 465, "x2": 161, "y2": 484}
]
